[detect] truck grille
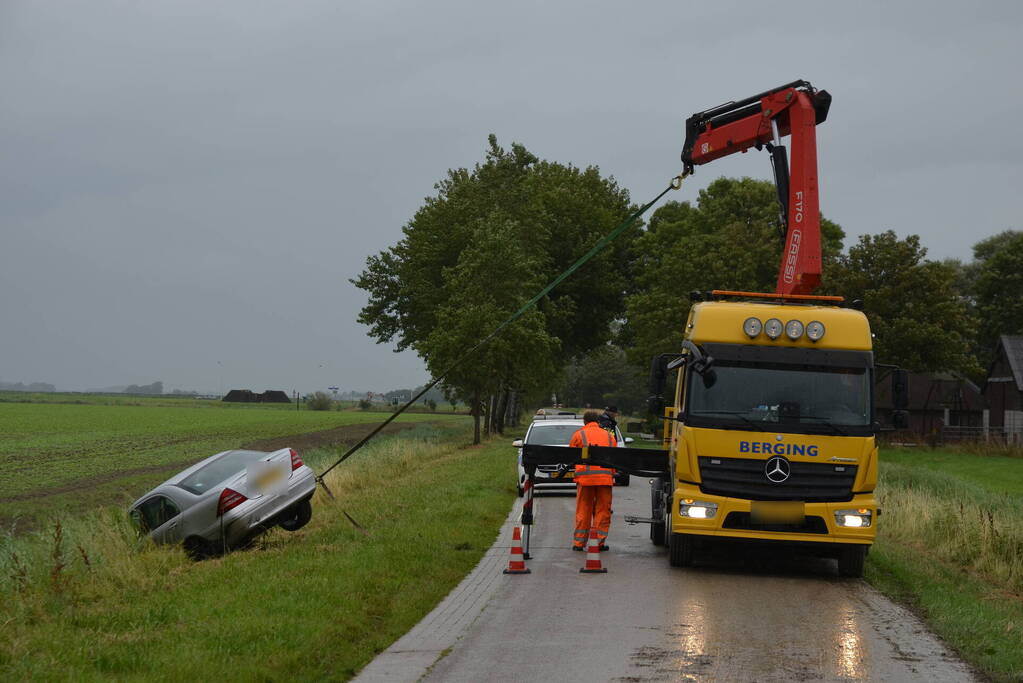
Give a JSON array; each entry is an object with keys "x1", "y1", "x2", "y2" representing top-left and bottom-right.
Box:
[
  {"x1": 697, "y1": 456, "x2": 857, "y2": 502},
  {"x1": 722, "y1": 512, "x2": 829, "y2": 534}
]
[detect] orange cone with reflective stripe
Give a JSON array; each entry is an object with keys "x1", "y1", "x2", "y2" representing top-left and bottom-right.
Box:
[
  {"x1": 579, "y1": 529, "x2": 607, "y2": 573},
  {"x1": 503, "y1": 526, "x2": 531, "y2": 575}
]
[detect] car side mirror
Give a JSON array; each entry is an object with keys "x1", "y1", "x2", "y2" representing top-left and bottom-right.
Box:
[
  {"x1": 624, "y1": 437, "x2": 634, "y2": 444},
  {"x1": 512, "y1": 439, "x2": 523, "y2": 448},
  {"x1": 129, "y1": 509, "x2": 148, "y2": 534}
]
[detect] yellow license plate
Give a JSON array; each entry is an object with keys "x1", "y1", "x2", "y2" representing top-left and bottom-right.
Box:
[{"x1": 751, "y1": 501, "x2": 805, "y2": 523}]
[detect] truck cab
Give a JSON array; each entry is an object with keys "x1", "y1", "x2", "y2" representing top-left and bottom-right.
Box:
[{"x1": 650, "y1": 292, "x2": 896, "y2": 577}]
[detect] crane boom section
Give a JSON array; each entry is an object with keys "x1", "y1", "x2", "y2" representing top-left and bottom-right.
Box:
[{"x1": 681, "y1": 81, "x2": 831, "y2": 296}]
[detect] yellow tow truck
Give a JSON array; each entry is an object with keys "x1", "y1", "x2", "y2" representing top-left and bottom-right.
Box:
[{"x1": 644, "y1": 290, "x2": 907, "y2": 577}]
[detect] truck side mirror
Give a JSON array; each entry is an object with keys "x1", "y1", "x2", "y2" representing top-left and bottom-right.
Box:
[
  {"x1": 647, "y1": 353, "x2": 681, "y2": 416},
  {"x1": 646, "y1": 396, "x2": 665, "y2": 417}
]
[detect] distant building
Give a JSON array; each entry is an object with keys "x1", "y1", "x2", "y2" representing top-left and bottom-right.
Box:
[
  {"x1": 983, "y1": 335, "x2": 1023, "y2": 436},
  {"x1": 222, "y1": 389, "x2": 291, "y2": 403},
  {"x1": 875, "y1": 371, "x2": 986, "y2": 436}
]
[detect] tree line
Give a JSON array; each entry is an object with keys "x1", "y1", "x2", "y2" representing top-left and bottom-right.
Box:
[{"x1": 355, "y1": 136, "x2": 1022, "y2": 442}]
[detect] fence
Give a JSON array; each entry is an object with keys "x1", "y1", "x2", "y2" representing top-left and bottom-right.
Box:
[{"x1": 940, "y1": 424, "x2": 1023, "y2": 445}]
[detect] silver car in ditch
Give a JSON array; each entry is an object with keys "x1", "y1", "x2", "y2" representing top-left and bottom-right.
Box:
[{"x1": 129, "y1": 447, "x2": 316, "y2": 558}]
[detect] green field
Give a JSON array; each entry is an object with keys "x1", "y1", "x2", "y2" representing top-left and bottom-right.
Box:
[
  {"x1": 868, "y1": 448, "x2": 1023, "y2": 682},
  {"x1": 0, "y1": 396, "x2": 464, "y2": 529},
  {"x1": 0, "y1": 422, "x2": 515, "y2": 681}
]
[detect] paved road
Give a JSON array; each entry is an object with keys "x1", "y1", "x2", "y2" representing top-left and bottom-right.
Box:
[{"x1": 356, "y1": 482, "x2": 977, "y2": 682}]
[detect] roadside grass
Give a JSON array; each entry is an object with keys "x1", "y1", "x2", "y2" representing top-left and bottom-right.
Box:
[
  {"x1": 0, "y1": 400, "x2": 459, "y2": 526},
  {"x1": 869, "y1": 447, "x2": 1023, "y2": 682},
  {"x1": 0, "y1": 423, "x2": 516, "y2": 681}
]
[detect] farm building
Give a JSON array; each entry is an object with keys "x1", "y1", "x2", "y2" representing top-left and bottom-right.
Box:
[
  {"x1": 875, "y1": 371, "x2": 986, "y2": 437},
  {"x1": 983, "y1": 335, "x2": 1023, "y2": 438},
  {"x1": 222, "y1": 389, "x2": 292, "y2": 403}
]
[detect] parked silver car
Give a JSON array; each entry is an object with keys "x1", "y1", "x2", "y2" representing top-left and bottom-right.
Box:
[
  {"x1": 129, "y1": 447, "x2": 316, "y2": 558},
  {"x1": 513, "y1": 417, "x2": 632, "y2": 496}
]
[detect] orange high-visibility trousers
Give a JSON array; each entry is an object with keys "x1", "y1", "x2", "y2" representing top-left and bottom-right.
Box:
[{"x1": 573, "y1": 485, "x2": 612, "y2": 548}]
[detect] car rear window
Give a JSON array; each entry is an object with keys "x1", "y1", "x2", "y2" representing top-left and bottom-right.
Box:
[
  {"x1": 525, "y1": 424, "x2": 582, "y2": 445},
  {"x1": 177, "y1": 450, "x2": 266, "y2": 494},
  {"x1": 525, "y1": 423, "x2": 622, "y2": 446}
]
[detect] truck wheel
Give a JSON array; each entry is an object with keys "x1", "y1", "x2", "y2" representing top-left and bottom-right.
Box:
[
  {"x1": 279, "y1": 499, "x2": 313, "y2": 532},
  {"x1": 668, "y1": 533, "x2": 695, "y2": 568},
  {"x1": 650, "y1": 520, "x2": 666, "y2": 546},
  {"x1": 649, "y1": 482, "x2": 665, "y2": 546},
  {"x1": 838, "y1": 544, "x2": 867, "y2": 578}
]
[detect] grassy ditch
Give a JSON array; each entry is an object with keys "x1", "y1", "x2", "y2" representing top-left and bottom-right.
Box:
[
  {"x1": 0, "y1": 423, "x2": 516, "y2": 681},
  {"x1": 868, "y1": 448, "x2": 1023, "y2": 682},
  {"x1": 0, "y1": 399, "x2": 458, "y2": 528}
]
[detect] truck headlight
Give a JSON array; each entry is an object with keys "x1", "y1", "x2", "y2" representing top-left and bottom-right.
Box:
[
  {"x1": 680, "y1": 499, "x2": 718, "y2": 519},
  {"x1": 834, "y1": 508, "x2": 872, "y2": 528}
]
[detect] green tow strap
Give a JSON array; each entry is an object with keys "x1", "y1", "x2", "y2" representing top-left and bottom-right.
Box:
[{"x1": 317, "y1": 174, "x2": 686, "y2": 488}]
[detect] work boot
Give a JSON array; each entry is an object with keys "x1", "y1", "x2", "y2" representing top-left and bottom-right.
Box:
[
  {"x1": 599, "y1": 544, "x2": 610, "y2": 552},
  {"x1": 572, "y1": 545, "x2": 584, "y2": 552}
]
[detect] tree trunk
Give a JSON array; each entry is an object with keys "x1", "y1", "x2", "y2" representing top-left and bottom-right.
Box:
[
  {"x1": 507, "y1": 390, "x2": 519, "y2": 426},
  {"x1": 495, "y1": 386, "x2": 509, "y2": 435},
  {"x1": 471, "y1": 391, "x2": 481, "y2": 444}
]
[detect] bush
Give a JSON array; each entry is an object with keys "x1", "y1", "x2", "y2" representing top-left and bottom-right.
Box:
[
  {"x1": 426, "y1": 399, "x2": 437, "y2": 412},
  {"x1": 305, "y1": 392, "x2": 333, "y2": 411},
  {"x1": 358, "y1": 399, "x2": 372, "y2": 411}
]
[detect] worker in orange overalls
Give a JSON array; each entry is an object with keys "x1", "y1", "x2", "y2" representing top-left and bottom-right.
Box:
[{"x1": 570, "y1": 410, "x2": 617, "y2": 551}]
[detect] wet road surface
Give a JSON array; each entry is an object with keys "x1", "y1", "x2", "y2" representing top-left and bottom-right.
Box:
[{"x1": 357, "y1": 482, "x2": 977, "y2": 682}]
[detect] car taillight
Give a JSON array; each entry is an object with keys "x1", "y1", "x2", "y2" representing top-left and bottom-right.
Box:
[
  {"x1": 289, "y1": 448, "x2": 303, "y2": 471},
  {"x1": 217, "y1": 487, "x2": 247, "y2": 516}
]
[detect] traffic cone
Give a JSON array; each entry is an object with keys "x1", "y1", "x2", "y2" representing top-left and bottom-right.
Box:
[
  {"x1": 503, "y1": 526, "x2": 531, "y2": 575},
  {"x1": 579, "y1": 530, "x2": 607, "y2": 573}
]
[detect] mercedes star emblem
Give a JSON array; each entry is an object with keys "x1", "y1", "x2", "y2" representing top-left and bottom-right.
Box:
[{"x1": 765, "y1": 456, "x2": 791, "y2": 483}]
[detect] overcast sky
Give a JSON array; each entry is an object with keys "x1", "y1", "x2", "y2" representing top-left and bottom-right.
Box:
[{"x1": 2, "y1": 1, "x2": 1021, "y2": 394}]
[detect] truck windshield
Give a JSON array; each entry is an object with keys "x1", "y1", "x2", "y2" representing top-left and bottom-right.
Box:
[{"x1": 686, "y1": 362, "x2": 871, "y2": 433}]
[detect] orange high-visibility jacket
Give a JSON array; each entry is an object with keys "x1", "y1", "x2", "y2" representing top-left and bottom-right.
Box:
[{"x1": 569, "y1": 422, "x2": 617, "y2": 486}]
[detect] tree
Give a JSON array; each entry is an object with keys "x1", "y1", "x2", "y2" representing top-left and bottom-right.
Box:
[
  {"x1": 306, "y1": 392, "x2": 333, "y2": 411},
  {"x1": 971, "y1": 231, "x2": 1023, "y2": 364},
  {"x1": 623, "y1": 177, "x2": 844, "y2": 365},
  {"x1": 353, "y1": 136, "x2": 637, "y2": 442},
  {"x1": 418, "y1": 217, "x2": 558, "y2": 442},
  {"x1": 559, "y1": 345, "x2": 647, "y2": 415},
  {"x1": 824, "y1": 231, "x2": 977, "y2": 374}
]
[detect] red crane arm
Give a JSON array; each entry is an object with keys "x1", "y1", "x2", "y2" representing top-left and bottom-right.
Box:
[{"x1": 680, "y1": 81, "x2": 831, "y2": 296}]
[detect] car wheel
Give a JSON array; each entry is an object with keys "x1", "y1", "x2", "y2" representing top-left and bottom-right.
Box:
[
  {"x1": 183, "y1": 536, "x2": 215, "y2": 561},
  {"x1": 668, "y1": 532, "x2": 695, "y2": 568},
  {"x1": 837, "y1": 544, "x2": 867, "y2": 578},
  {"x1": 278, "y1": 499, "x2": 313, "y2": 532}
]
